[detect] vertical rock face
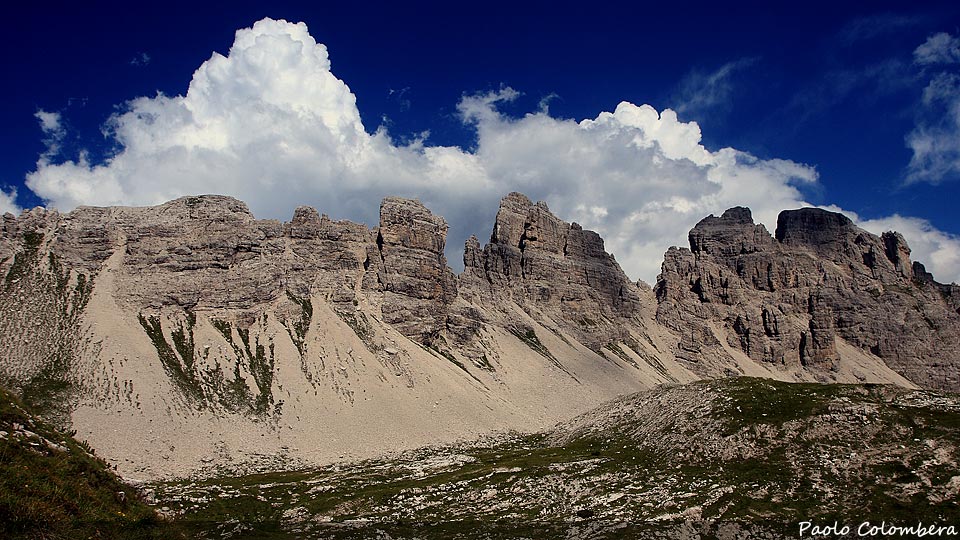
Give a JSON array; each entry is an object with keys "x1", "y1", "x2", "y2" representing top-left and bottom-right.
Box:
[
  {"x1": 775, "y1": 207, "x2": 857, "y2": 250},
  {"x1": 112, "y1": 196, "x2": 288, "y2": 310},
  {"x1": 882, "y1": 231, "x2": 913, "y2": 280},
  {"x1": 688, "y1": 207, "x2": 774, "y2": 257},
  {"x1": 460, "y1": 192, "x2": 646, "y2": 350},
  {"x1": 375, "y1": 197, "x2": 457, "y2": 343},
  {"x1": 657, "y1": 206, "x2": 960, "y2": 391},
  {"x1": 0, "y1": 195, "x2": 459, "y2": 332},
  {"x1": 283, "y1": 204, "x2": 377, "y2": 305}
]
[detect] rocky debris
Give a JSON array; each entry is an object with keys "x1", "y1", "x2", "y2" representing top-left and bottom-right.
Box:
[
  {"x1": 459, "y1": 192, "x2": 647, "y2": 350},
  {"x1": 149, "y1": 378, "x2": 960, "y2": 539},
  {"x1": 657, "y1": 206, "x2": 960, "y2": 391}
]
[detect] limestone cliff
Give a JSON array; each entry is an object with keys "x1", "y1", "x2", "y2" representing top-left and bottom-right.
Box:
[
  {"x1": 656, "y1": 206, "x2": 960, "y2": 391},
  {"x1": 0, "y1": 194, "x2": 691, "y2": 479},
  {"x1": 0, "y1": 194, "x2": 947, "y2": 480},
  {"x1": 458, "y1": 192, "x2": 650, "y2": 352}
]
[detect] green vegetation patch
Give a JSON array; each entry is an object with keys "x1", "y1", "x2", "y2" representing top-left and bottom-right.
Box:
[
  {"x1": 0, "y1": 387, "x2": 183, "y2": 539},
  {"x1": 422, "y1": 341, "x2": 484, "y2": 386},
  {"x1": 473, "y1": 353, "x2": 494, "y2": 371},
  {"x1": 509, "y1": 326, "x2": 554, "y2": 361},
  {"x1": 169, "y1": 311, "x2": 196, "y2": 374},
  {"x1": 212, "y1": 318, "x2": 277, "y2": 415},
  {"x1": 336, "y1": 309, "x2": 378, "y2": 352},
  {"x1": 509, "y1": 325, "x2": 580, "y2": 381},
  {"x1": 4, "y1": 231, "x2": 43, "y2": 285},
  {"x1": 712, "y1": 377, "x2": 845, "y2": 432},
  {"x1": 284, "y1": 290, "x2": 313, "y2": 357},
  {"x1": 238, "y1": 327, "x2": 276, "y2": 414},
  {"x1": 0, "y1": 234, "x2": 95, "y2": 425},
  {"x1": 137, "y1": 314, "x2": 204, "y2": 404},
  {"x1": 603, "y1": 342, "x2": 638, "y2": 368}
]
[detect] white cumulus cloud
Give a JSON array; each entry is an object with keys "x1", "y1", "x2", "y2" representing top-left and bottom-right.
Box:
[
  {"x1": 35, "y1": 109, "x2": 65, "y2": 164},
  {"x1": 0, "y1": 188, "x2": 19, "y2": 215},
  {"x1": 24, "y1": 17, "x2": 960, "y2": 285},
  {"x1": 26, "y1": 18, "x2": 490, "y2": 229},
  {"x1": 914, "y1": 32, "x2": 960, "y2": 65},
  {"x1": 461, "y1": 98, "x2": 818, "y2": 281}
]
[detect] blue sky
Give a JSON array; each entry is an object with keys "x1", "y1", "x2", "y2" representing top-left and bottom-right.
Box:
[{"x1": 3, "y1": 1, "x2": 960, "y2": 283}]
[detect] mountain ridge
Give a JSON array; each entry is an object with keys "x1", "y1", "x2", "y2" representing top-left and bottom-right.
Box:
[{"x1": 0, "y1": 192, "x2": 956, "y2": 479}]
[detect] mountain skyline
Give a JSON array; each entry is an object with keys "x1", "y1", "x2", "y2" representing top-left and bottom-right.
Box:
[{"x1": 3, "y1": 2, "x2": 960, "y2": 283}]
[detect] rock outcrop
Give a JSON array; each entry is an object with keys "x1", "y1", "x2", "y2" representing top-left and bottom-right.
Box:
[
  {"x1": 657, "y1": 206, "x2": 960, "y2": 391},
  {"x1": 458, "y1": 192, "x2": 648, "y2": 350},
  {"x1": 375, "y1": 197, "x2": 457, "y2": 343}
]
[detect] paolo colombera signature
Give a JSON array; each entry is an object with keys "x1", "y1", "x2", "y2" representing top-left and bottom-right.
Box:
[{"x1": 800, "y1": 521, "x2": 959, "y2": 537}]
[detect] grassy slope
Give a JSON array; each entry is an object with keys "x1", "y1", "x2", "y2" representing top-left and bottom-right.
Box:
[
  {"x1": 150, "y1": 378, "x2": 960, "y2": 539},
  {"x1": 0, "y1": 386, "x2": 184, "y2": 540}
]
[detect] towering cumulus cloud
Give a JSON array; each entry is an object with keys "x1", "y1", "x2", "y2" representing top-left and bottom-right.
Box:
[{"x1": 26, "y1": 18, "x2": 960, "y2": 284}]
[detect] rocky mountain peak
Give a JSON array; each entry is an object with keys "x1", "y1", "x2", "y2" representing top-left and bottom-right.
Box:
[
  {"x1": 688, "y1": 206, "x2": 773, "y2": 256},
  {"x1": 378, "y1": 197, "x2": 448, "y2": 254},
  {"x1": 145, "y1": 194, "x2": 257, "y2": 224},
  {"x1": 376, "y1": 197, "x2": 456, "y2": 342},
  {"x1": 774, "y1": 207, "x2": 857, "y2": 248},
  {"x1": 459, "y1": 192, "x2": 645, "y2": 350},
  {"x1": 287, "y1": 205, "x2": 325, "y2": 238},
  {"x1": 490, "y1": 191, "x2": 533, "y2": 246},
  {"x1": 882, "y1": 231, "x2": 913, "y2": 279},
  {"x1": 658, "y1": 204, "x2": 960, "y2": 391},
  {"x1": 719, "y1": 206, "x2": 753, "y2": 223}
]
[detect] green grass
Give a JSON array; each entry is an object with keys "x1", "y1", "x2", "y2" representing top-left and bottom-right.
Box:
[
  {"x1": 336, "y1": 309, "x2": 376, "y2": 350},
  {"x1": 509, "y1": 326, "x2": 553, "y2": 360},
  {"x1": 711, "y1": 377, "x2": 846, "y2": 433},
  {"x1": 209, "y1": 318, "x2": 278, "y2": 415},
  {"x1": 1, "y1": 232, "x2": 95, "y2": 426},
  {"x1": 143, "y1": 375, "x2": 960, "y2": 538},
  {"x1": 169, "y1": 311, "x2": 196, "y2": 373},
  {"x1": 0, "y1": 386, "x2": 184, "y2": 539}
]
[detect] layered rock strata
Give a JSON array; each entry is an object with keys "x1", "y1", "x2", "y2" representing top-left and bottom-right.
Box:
[
  {"x1": 0, "y1": 193, "x2": 953, "y2": 479},
  {"x1": 458, "y1": 192, "x2": 649, "y2": 350},
  {"x1": 656, "y1": 206, "x2": 960, "y2": 391}
]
